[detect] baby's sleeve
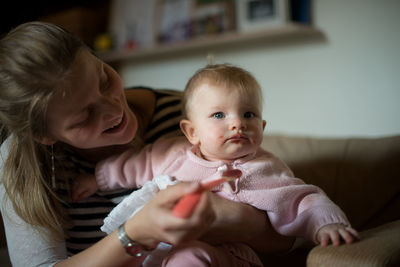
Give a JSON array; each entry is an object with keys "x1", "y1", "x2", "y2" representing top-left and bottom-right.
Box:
[
  {"x1": 95, "y1": 144, "x2": 155, "y2": 190},
  {"x1": 240, "y1": 153, "x2": 350, "y2": 242},
  {"x1": 265, "y1": 183, "x2": 349, "y2": 242}
]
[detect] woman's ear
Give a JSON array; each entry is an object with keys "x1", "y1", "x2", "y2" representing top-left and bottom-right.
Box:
[
  {"x1": 180, "y1": 119, "x2": 200, "y2": 145},
  {"x1": 35, "y1": 136, "x2": 57, "y2": 146}
]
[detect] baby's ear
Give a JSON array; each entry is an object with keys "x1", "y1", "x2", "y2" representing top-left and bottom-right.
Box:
[{"x1": 180, "y1": 119, "x2": 200, "y2": 145}]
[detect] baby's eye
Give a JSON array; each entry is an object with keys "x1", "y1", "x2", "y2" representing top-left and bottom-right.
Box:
[
  {"x1": 244, "y1": 112, "x2": 255, "y2": 118},
  {"x1": 212, "y1": 112, "x2": 225, "y2": 119}
]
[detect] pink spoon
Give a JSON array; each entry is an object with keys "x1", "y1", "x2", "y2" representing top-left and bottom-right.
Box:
[{"x1": 172, "y1": 169, "x2": 242, "y2": 218}]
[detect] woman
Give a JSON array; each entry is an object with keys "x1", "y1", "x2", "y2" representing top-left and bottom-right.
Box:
[{"x1": 0, "y1": 22, "x2": 293, "y2": 266}]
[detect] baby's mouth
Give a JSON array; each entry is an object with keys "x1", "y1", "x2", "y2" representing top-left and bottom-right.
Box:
[{"x1": 226, "y1": 134, "x2": 249, "y2": 142}]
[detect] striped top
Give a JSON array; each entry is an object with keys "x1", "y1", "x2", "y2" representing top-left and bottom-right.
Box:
[{"x1": 63, "y1": 88, "x2": 184, "y2": 255}]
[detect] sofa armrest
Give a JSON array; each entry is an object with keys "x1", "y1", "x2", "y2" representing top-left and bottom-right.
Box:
[{"x1": 307, "y1": 220, "x2": 400, "y2": 267}]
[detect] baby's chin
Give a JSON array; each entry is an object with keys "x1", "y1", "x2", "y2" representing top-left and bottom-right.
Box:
[
  {"x1": 200, "y1": 146, "x2": 255, "y2": 162},
  {"x1": 212, "y1": 153, "x2": 251, "y2": 163}
]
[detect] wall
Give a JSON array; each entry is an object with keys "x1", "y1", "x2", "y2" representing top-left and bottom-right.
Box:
[{"x1": 118, "y1": 0, "x2": 400, "y2": 138}]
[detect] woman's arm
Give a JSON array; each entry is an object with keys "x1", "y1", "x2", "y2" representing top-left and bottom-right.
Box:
[
  {"x1": 56, "y1": 181, "x2": 215, "y2": 267},
  {"x1": 202, "y1": 193, "x2": 295, "y2": 254},
  {"x1": 1, "y1": 181, "x2": 214, "y2": 267},
  {"x1": 1, "y1": 139, "x2": 67, "y2": 266},
  {"x1": 1, "y1": 185, "x2": 144, "y2": 267},
  {"x1": 0, "y1": 185, "x2": 67, "y2": 267}
]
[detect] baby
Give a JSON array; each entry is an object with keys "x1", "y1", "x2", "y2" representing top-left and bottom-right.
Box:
[{"x1": 74, "y1": 64, "x2": 359, "y2": 266}]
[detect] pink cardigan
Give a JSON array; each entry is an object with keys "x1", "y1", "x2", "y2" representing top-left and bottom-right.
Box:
[{"x1": 96, "y1": 136, "x2": 349, "y2": 241}]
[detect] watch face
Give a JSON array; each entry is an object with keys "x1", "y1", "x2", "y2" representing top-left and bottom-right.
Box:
[{"x1": 126, "y1": 243, "x2": 145, "y2": 257}]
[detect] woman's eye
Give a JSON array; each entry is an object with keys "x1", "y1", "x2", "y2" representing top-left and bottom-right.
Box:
[
  {"x1": 73, "y1": 110, "x2": 92, "y2": 128},
  {"x1": 75, "y1": 116, "x2": 89, "y2": 128},
  {"x1": 244, "y1": 112, "x2": 255, "y2": 118},
  {"x1": 213, "y1": 112, "x2": 225, "y2": 119}
]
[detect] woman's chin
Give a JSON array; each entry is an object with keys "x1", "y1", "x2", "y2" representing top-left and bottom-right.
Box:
[
  {"x1": 115, "y1": 130, "x2": 136, "y2": 146},
  {"x1": 108, "y1": 111, "x2": 138, "y2": 144}
]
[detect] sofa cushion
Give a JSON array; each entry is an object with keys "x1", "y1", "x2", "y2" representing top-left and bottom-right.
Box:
[
  {"x1": 307, "y1": 220, "x2": 400, "y2": 267},
  {"x1": 261, "y1": 135, "x2": 400, "y2": 230}
]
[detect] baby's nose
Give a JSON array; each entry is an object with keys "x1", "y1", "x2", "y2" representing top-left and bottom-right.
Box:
[{"x1": 230, "y1": 117, "x2": 245, "y2": 130}]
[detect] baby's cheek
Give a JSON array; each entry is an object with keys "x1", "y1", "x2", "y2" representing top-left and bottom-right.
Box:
[
  {"x1": 205, "y1": 128, "x2": 223, "y2": 140},
  {"x1": 251, "y1": 131, "x2": 263, "y2": 143}
]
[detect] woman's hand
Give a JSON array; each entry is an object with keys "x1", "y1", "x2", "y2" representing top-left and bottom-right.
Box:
[
  {"x1": 200, "y1": 193, "x2": 295, "y2": 253},
  {"x1": 124, "y1": 182, "x2": 216, "y2": 248},
  {"x1": 56, "y1": 184, "x2": 291, "y2": 267}
]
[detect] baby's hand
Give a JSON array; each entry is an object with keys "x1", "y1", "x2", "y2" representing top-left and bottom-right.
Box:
[
  {"x1": 71, "y1": 173, "x2": 99, "y2": 202},
  {"x1": 316, "y1": 223, "x2": 360, "y2": 247}
]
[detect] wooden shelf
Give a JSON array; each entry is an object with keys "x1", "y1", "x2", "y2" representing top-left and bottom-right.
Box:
[{"x1": 97, "y1": 23, "x2": 323, "y2": 64}]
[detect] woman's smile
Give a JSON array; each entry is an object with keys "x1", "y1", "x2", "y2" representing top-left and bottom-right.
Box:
[{"x1": 103, "y1": 113, "x2": 126, "y2": 134}]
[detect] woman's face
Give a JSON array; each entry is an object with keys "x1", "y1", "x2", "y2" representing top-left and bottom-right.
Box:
[{"x1": 45, "y1": 50, "x2": 138, "y2": 149}]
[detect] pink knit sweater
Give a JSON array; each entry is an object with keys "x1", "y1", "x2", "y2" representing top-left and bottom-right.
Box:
[{"x1": 96, "y1": 136, "x2": 349, "y2": 241}]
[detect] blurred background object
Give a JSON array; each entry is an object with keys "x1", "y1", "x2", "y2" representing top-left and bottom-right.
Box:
[
  {"x1": 0, "y1": 0, "x2": 110, "y2": 50},
  {"x1": 1, "y1": 0, "x2": 399, "y2": 138}
]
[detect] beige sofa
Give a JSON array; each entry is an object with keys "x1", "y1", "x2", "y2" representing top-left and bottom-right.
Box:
[
  {"x1": 1, "y1": 134, "x2": 399, "y2": 266},
  {"x1": 259, "y1": 134, "x2": 400, "y2": 266}
]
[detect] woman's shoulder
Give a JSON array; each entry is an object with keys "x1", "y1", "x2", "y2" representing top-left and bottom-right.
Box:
[
  {"x1": 124, "y1": 87, "x2": 157, "y2": 130},
  {"x1": 124, "y1": 86, "x2": 183, "y2": 111},
  {"x1": 126, "y1": 87, "x2": 185, "y2": 144},
  {"x1": 153, "y1": 136, "x2": 189, "y2": 152},
  {"x1": 125, "y1": 85, "x2": 183, "y2": 97},
  {"x1": 0, "y1": 136, "x2": 11, "y2": 165}
]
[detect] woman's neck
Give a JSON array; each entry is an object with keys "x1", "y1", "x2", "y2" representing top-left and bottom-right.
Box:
[{"x1": 73, "y1": 144, "x2": 128, "y2": 163}]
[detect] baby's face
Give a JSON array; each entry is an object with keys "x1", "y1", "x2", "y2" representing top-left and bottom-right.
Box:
[{"x1": 188, "y1": 84, "x2": 265, "y2": 162}]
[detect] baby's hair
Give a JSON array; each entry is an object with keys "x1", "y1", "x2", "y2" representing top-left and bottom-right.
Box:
[
  {"x1": 183, "y1": 63, "x2": 263, "y2": 118},
  {"x1": 0, "y1": 21, "x2": 87, "y2": 239}
]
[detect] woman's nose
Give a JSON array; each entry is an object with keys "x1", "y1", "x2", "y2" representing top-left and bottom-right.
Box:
[
  {"x1": 100, "y1": 99, "x2": 120, "y2": 122},
  {"x1": 102, "y1": 111, "x2": 119, "y2": 122}
]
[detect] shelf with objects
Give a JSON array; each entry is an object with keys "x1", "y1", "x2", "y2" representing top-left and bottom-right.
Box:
[{"x1": 96, "y1": 0, "x2": 321, "y2": 64}]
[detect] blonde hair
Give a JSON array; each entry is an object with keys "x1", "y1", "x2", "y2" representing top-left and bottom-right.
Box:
[
  {"x1": 183, "y1": 63, "x2": 263, "y2": 119},
  {"x1": 0, "y1": 22, "x2": 87, "y2": 239}
]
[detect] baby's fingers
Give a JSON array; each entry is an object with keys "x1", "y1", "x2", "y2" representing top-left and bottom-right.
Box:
[
  {"x1": 339, "y1": 227, "x2": 360, "y2": 244},
  {"x1": 318, "y1": 230, "x2": 340, "y2": 247},
  {"x1": 346, "y1": 227, "x2": 360, "y2": 239},
  {"x1": 329, "y1": 231, "x2": 341, "y2": 246},
  {"x1": 319, "y1": 232, "x2": 330, "y2": 247}
]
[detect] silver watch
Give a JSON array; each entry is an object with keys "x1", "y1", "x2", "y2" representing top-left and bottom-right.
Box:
[{"x1": 117, "y1": 223, "x2": 149, "y2": 257}]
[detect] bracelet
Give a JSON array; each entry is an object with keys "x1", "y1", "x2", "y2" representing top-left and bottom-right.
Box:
[{"x1": 117, "y1": 223, "x2": 149, "y2": 257}]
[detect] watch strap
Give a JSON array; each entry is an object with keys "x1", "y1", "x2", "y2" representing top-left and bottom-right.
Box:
[{"x1": 118, "y1": 223, "x2": 149, "y2": 257}]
